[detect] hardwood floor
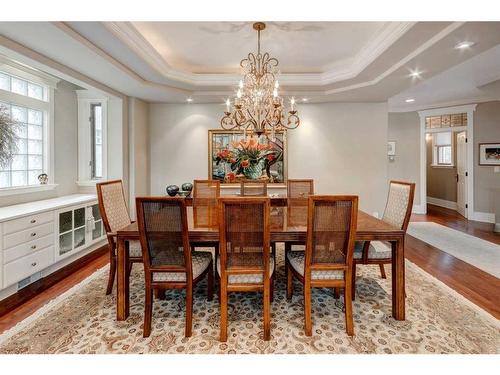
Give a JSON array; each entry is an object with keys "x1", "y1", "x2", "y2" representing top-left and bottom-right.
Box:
[
  {"x1": 406, "y1": 204, "x2": 500, "y2": 319},
  {"x1": 0, "y1": 204, "x2": 498, "y2": 335}
]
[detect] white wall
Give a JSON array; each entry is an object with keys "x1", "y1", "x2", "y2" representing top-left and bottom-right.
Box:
[
  {"x1": 128, "y1": 97, "x2": 150, "y2": 218},
  {"x1": 149, "y1": 102, "x2": 389, "y2": 215}
]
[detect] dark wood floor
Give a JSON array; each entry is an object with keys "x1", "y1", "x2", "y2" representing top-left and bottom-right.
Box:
[{"x1": 0, "y1": 204, "x2": 498, "y2": 334}]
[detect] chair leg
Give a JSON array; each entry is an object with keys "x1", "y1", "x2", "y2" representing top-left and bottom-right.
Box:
[
  {"x1": 143, "y1": 287, "x2": 153, "y2": 337},
  {"x1": 106, "y1": 252, "x2": 116, "y2": 295},
  {"x1": 344, "y1": 279, "x2": 354, "y2": 337},
  {"x1": 333, "y1": 287, "x2": 340, "y2": 299},
  {"x1": 207, "y1": 260, "x2": 214, "y2": 301},
  {"x1": 185, "y1": 283, "x2": 193, "y2": 337},
  {"x1": 220, "y1": 277, "x2": 228, "y2": 342},
  {"x1": 127, "y1": 261, "x2": 133, "y2": 279},
  {"x1": 270, "y1": 275, "x2": 274, "y2": 303},
  {"x1": 304, "y1": 280, "x2": 312, "y2": 336},
  {"x1": 263, "y1": 279, "x2": 271, "y2": 341},
  {"x1": 379, "y1": 264, "x2": 387, "y2": 279},
  {"x1": 154, "y1": 289, "x2": 165, "y2": 300},
  {"x1": 286, "y1": 261, "x2": 293, "y2": 300},
  {"x1": 351, "y1": 263, "x2": 357, "y2": 301}
]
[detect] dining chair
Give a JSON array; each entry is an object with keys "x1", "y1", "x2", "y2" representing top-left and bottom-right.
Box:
[
  {"x1": 286, "y1": 195, "x2": 358, "y2": 336},
  {"x1": 97, "y1": 180, "x2": 143, "y2": 295},
  {"x1": 218, "y1": 197, "x2": 273, "y2": 342},
  {"x1": 240, "y1": 180, "x2": 268, "y2": 196},
  {"x1": 136, "y1": 197, "x2": 213, "y2": 338},
  {"x1": 352, "y1": 180, "x2": 415, "y2": 299}
]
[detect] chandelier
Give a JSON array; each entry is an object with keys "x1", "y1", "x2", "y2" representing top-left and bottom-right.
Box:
[{"x1": 220, "y1": 22, "x2": 300, "y2": 138}]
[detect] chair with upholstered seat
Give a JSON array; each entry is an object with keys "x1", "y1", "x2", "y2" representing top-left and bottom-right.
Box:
[
  {"x1": 97, "y1": 180, "x2": 143, "y2": 295},
  {"x1": 286, "y1": 195, "x2": 358, "y2": 336},
  {"x1": 218, "y1": 197, "x2": 273, "y2": 342},
  {"x1": 136, "y1": 197, "x2": 213, "y2": 338},
  {"x1": 240, "y1": 180, "x2": 268, "y2": 196},
  {"x1": 352, "y1": 180, "x2": 415, "y2": 299}
]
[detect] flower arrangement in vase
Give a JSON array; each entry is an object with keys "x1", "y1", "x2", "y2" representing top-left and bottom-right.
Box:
[{"x1": 214, "y1": 137, "x2": 282, "y2": 182}]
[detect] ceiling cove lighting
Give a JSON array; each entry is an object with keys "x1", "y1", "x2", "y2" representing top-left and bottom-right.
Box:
[
  {"x1": 455, "y1": 41, "x2": 475, "y2": 50},
  {"x1": 220, "y1": 22, "x2": 300, "y2": 138},
  {"x1": 405, "y1": 98, "x2": 415, "y2": 103}
]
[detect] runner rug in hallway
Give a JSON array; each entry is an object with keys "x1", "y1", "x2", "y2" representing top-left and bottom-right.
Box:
[
  {"x1": 0, "y1": 245, "x2": 498, "y2": 354},
  {"x1": 408, "y1": 222, "x2": 500, "y2": 278}
]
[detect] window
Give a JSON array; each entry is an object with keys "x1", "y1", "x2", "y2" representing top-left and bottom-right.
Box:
[
  {"x1": 0, "y1": 71, "x2": 47, "y2": 101},
  {"x1": 0, "y1": 67, "x2": 51, "y2": 190},
  {"x1": 90, "y1": 103, "x2": 103, "y2": 179},
  {"x1": 431, "y1": 132, "x2": 454, "y2": 167},
  {"x1": 77, "y1": 95, "x2": 107, "y2": 184}
]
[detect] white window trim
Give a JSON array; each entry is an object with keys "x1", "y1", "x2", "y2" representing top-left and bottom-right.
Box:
[
  {"x1": 77, "y1": 94, "x2": 108, "y2": 185},
  {"x1": 0, "y1": 72, "x2": 55, "y2": 193}
]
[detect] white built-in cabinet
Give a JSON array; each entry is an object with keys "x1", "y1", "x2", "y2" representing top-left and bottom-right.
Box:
[{"x1": 0, "y1": 194, "x2": 106, "y2": 296}]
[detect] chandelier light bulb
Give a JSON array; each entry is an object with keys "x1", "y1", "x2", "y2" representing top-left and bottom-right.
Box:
[
  {"x1": 237, "y1": 89, "x2": 242, "y2": 99},
  {"x1": 274, "y1": 81, "x2": 279, "y2": 89},
  {"x1": 239, "y1": 80, "x2": 244, "y2": 89},
  {"x1": 290, "y1": 97, "x2": 296, "y2": 111},
  {"x1": 273, "y1": 88, "x2": 278, "y2": 98},
  {"x1": 225, "y1": 98, "x2": 231, "y2": 112}
]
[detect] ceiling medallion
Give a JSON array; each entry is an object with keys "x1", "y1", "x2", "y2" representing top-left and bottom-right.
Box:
[{"x1": 220, "y1": 22, "x2": 300, "y2": 138}]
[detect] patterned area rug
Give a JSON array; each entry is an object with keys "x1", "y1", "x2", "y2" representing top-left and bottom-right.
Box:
[{"x1": 0, "y1": 246, "x2": 499, "y2": 354}]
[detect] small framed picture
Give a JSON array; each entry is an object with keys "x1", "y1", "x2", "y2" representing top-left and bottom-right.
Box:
[
  {"x1": 387, "y1": 141, "x2": 396, "y2": 156},
  {"x1": 479, "y1": 143, "x2": 500, "y2": 166}
]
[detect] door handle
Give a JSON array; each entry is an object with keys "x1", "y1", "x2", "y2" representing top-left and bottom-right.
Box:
[{"x1": 456, "y1": 174, "x2": 459, "y2": 182}]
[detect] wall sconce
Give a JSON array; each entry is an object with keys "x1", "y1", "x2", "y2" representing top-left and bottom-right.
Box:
[{"x1": 387, "y1": 141, "x2": 396, "y2": 162}]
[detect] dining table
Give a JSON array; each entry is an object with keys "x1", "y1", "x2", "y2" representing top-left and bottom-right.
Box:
[{"x1": 115, "y1": 196, "x2": 406, "y2": 321}]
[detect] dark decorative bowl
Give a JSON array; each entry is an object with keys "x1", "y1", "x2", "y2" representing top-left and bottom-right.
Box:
[
  {"x1": 177, "y1": 191, "x2": 191, "y2": 198},
  {"x1": 166, "y1": 185, "x2": 179, "y2": 197},
  {"x1": 181, "y1": 182, "x2": 193, "y2": 192}
]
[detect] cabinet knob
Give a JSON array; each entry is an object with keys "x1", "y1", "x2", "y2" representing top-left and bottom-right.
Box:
[
  {"x1": 31, "y1": 262, "x2": 37, "y2": 267},
  {"x1": 31, "y1": 245, "x2": 37, "y2": 249},
  {"x1": 31, "y1": 232, "x2": 37, "y2": 237},
  {"x1": 30, "y1": 219, "x2": 37, "y2": 224}
]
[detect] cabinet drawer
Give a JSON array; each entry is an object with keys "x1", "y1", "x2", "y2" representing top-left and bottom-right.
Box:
[
  {"x1": 3, "y1": 234, "x2": 54, "y2": 264},
  {"x1": 3, "y1": 211, "x2": 53, "y2": 235},
  {"x1": 3, "y1": 222, "x2": 54, "y2": 249},
  {"x1": 3, "y1": 246, "x2": 54, "y2": 287}
]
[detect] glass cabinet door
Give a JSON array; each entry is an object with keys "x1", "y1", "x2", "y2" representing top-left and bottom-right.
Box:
[
  {"x1": 73, "y1": 207, "x2": 86, "y2": 249},
  {"x1": 58, "y1": 210, "x2": 73, "y2": 256},
  {"x1": 90, "y1": 203, "x2": 104, "y2": 241}
]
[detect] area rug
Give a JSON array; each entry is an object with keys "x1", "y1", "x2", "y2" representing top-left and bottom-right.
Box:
[
  {"x1": 0, "y1": 246, "x2": 498, "y2": 354},
  {"x1": 408, "y1": 222, "x2": 500, "y2": 278}
]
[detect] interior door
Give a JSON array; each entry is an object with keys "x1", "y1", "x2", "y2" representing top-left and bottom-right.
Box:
[{"x1": 456, "y1": 131, "x2": 467, "y2": 218}]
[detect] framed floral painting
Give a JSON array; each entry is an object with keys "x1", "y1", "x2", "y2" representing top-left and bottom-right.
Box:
[{"x1": 208, "y1": 130, "x2": 287, "y2": 184}]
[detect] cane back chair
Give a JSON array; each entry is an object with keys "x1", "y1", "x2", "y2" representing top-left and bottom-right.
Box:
[
  {"x1": 136, "y1": 197, "x2": 213, "y2": 337},
  {"x1": 240, "y1": 180, "x2": 268, "y2": 196},
  {"x1": 217, "y1": 197, "x2": 274, "y2": 342},
  {"x1": 352, "y1": 181, "x2": 415, "y2": 298},
  {"x1": 286, "y1": 195, "x2": 358, "y2": 336},
  {"x1": 97, "y1": 180, "x2": 143, "y2": 295}
]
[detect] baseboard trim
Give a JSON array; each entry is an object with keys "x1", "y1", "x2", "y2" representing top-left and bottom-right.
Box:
[
  {"x1": 0, "y1": 245, "x2": 107, "y2": 318},
  {"x1": 427, "y1": 196, "x2": 457, "y2": 210},
  {"x1": 472, "y1": 211, "x2": 495, "y2": 224}
]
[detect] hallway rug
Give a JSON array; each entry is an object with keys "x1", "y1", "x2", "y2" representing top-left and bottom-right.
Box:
[
  {"x1": 0, "y1": 246, "x2": 498, "y2": 354},
  {"x1": 408, "y1": 222, "x2": 500, "y2": 278}
]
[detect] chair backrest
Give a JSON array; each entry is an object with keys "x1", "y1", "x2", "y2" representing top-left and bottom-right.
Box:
[
  {"x1": 135, "y1": 197, "x2": 192, "y2": 279},
  {"x1": 240, "y1": 180, "x2": 268, "y2": 196},
  {"x1": 218, "y1": 197, "x2": 271, "y2": 279},
  {"x1": 382, "y1": 181, "x2": 416, "y2": 231},
  {"x1": 96, "y1": 180, "x2": 131, "y2": 235},
  {"x1": 193, "y1": 180, "x2": 220, "y2": 228},
  {"x1": 287, "y1": 179, "x2": 314, "y2": 227},
  {"x1": 305, "y1": 196, "x2": 358, "y2": 273}
]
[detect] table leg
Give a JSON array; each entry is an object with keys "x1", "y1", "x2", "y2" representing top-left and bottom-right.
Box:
[
  {"x1": 116, "y1": 237, "x2": 130, "y2": 320},
  {"x1": 391, "y1": 237, "x2": 405, "y2": 320}
]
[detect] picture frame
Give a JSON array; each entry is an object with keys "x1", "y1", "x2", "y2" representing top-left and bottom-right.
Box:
[
  {"x1": 208, "y1": 129, "x2": 287, "y2": 185},
  {"x1": 478, "y1": 143, "x2": 500, "y2": 166}
]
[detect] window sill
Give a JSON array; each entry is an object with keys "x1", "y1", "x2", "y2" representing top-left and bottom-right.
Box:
[
  {"x1": 76, "y1": 180, "x2": 104, "y2": 187},
  {"x1": 0, "y1": 184, "x2": 58, "y2": 197},
  {"x1": 430, "y1": 164, "x2": 455, "y2": 169}
]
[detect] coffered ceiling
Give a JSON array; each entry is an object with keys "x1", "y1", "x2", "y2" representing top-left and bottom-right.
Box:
[{"x1": 0, "y1": 21, "x2": 499, "y2": 110}]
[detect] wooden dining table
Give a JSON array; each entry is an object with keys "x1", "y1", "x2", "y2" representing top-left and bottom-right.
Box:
[{"x1": 115, "y1": 196, "x2": 406, "y2": 322}]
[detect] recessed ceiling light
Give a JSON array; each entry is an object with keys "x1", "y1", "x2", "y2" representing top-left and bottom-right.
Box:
[
  {"x1": 409, "y1": 70, "x2": 421, "y2": 78},
  {"x1": 186, "y1": 98, "x2": 193, "y2": 103},
  {"x1": 301, "y1": 98, "x2": 308, "y2": 102},
  {"x1": 405, "y1": 98, "x2": 415, "y2": 103},
  {"x1": 455, "y1": 41, "x2": 475, "y2": 50}
]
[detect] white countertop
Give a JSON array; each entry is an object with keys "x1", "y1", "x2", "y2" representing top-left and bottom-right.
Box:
[{"x1": 0, "y1": 194, "x2": 98, "y2": 223}]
